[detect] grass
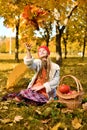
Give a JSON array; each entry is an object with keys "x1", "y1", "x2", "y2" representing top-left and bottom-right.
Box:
[{"x1": 0, "y1": 53, "x2": 87, "y2": 130}]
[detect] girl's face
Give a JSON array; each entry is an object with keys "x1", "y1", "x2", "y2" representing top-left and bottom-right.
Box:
[{"x1": 38, "y1": 48, "x2": 48, "y2": 58}]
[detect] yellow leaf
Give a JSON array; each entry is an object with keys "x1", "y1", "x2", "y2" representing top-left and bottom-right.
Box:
[
  {"x1": 13, "y1": 115, "x2": 23, "y2": 123},
  {"x1": 3, "y1": 106, "x2": 8, "y2": 110},
  {"x1": 41, "y1": 119, "x2": 50, "y2": 124},
  {"x1": 1, "y1": 118, "x2": 11, "y2": 124},
  {"x1": 72, "y1": 117, "x2": 82, "y2": 129},
  {"x1": 6, "y1": 63, "x2": 28, "y2": 89},
  {"x1": 35, "y1": 109, "x2": 42, "y2": 115},
  {"x1": 51, "y1": 122, "x2": 62, "y2": 130}
]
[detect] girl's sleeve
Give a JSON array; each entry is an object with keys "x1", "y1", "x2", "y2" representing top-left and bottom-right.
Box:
[
  {"x1": 24, "y1": 56, "x2": 33, "y2": 67},
  {"x1": 24, "y1": 56, "x2": 40, "y2": 71}
]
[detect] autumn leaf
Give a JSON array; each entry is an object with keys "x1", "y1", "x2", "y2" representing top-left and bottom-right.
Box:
[
  {"x1": 82, "y1": 102, "x2": 87, "y2": 110},
  {"x1": 41, "y1": 119, "x2": 50, "y2": 124},
  {"x1": 51, "y1": 122, "x2": 62, "y2": 130},
  {"x1": 6, "y1": 63, "x2": 28, "y2": 89},
  {"x1": 35, "y1": 109, "x2": 42, "y2": 115},
  {"x1": 0, "y1": 118, "x2": 12, "y2": 124},
  {"x1": 13, "y1": 115, "x2": 23, "y2": 123},
  {"x1": 72, "y1": 117, "x2": 82, "y2": 129},
  {"x1": 3, "y1": 106, "x2": 8, "y2": 110}
]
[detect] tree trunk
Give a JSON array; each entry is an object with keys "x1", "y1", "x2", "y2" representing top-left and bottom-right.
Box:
[
  {"x1": 55, "y1": 2, "x2": 78, "y2": 66},
  {"x1": 45, "y1": 32, "x2": 49, "y2": 47},
  {"x1": 46, "y1": 40, "x2": 49, "y2": 47},
  {"x1": 55, "y1": 25, "x2": 65, "y2": 66},
  {"x1": 45, "y1": 27, "x2": 50, "y2": 47},
  {"x1": 63, "y1": 30, "x2": 69, "y2": 59},
  {"x1": 15, "y1": 17, "x2": 20, "y2": 62},
  {"x1": 82, "y1": 36, "x2": 86, "y2": 58},
  {"x1": 63, "y1": 38, "x2": 67, "y2": 59},
  {"x1": 56, "y1": 33, "x2": 62, "y2": 65}
]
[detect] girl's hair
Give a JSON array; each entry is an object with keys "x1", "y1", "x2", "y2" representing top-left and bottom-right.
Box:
[{"x1": 38, "y1": 57, "x2": 51, "y2": 81}]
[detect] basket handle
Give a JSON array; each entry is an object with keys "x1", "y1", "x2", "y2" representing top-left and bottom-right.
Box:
[{"x1": 59, "y1": 75, "x2": 83, "y2": 92}]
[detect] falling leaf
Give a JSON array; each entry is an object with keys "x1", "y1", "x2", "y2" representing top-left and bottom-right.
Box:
[
  {"x1": 6, "y1": 63, "x2": 28, "y2": 89},
  {"x1": 72, "y1": 117, "x2": 82, "y2": 129},
  {"x1": 13, "y1": 115, "x2": 23, "y2": 123}
]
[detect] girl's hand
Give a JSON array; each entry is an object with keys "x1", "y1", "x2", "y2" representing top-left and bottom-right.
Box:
[
  {"x1": 31, "y1": 85, "x2": 44, "y2": 91},
  {"x1": 25, "y1": 43, "x2": 32, "y2": 51}
]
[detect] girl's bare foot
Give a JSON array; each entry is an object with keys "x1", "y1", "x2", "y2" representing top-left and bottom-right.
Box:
[{"x1": 14, "y1": 97, "x2": 21, "y2": 102}]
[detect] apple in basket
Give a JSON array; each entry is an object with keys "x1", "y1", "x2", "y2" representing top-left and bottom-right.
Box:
[
  {"x1": 67, "y1": 90, "x2": 77, "y2": 95},
  {"x1": 59, "y1": 84, "x2": 70, "y2": 94}
]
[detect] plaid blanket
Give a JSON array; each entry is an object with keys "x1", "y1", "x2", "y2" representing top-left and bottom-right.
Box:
[
  {"x1": 19, "y1": 88, "x2": 48, "y2": 103},
  {"x1": 2, "y1": 88, "x2": 48, "y2": 105}
]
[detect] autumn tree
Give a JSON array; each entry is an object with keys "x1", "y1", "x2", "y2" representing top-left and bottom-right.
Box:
[
  {"x1": 0, "y1": 1, "x2": 47, "y2": 62},
  {"x1": 66, "y1": 2, "x2": 87, "y2": 58},
  {"x1": 0, "y1": 0, "x2": 86, "y2": 63},
  {"x1": 0, "y1": 0, "x2": 24, "y2": 62},
  {"x1": 34, "y1": 21, "x2": 54, "y2": 47},
  {"x1": 23, "y1": 0, "x2": 78, "y2": 65}
]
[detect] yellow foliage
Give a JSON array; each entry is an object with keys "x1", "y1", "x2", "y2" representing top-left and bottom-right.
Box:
[{"x1": 6, "y1": 63, "x2": 28, "y2": 89}]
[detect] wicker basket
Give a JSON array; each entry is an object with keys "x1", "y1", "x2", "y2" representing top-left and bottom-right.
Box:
[{"x1": 56, "y1": 75, "x2": 84, "y2": 109}]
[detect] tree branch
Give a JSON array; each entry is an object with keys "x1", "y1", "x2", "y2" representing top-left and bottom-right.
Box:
[
  {"x1": 64, "y1": 2, "x2": 78, "y2": 26},
  {"x1": 67, "y1": 2, "x2": 78, "y2": 19}
]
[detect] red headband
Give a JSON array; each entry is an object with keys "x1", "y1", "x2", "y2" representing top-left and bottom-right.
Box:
[{"x1": 38, "y1": 46, "x2": 50, "y2": 55}]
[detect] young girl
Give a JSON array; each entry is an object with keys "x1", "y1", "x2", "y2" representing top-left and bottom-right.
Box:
[{"x1": 3, "y1": 44, "x2": 60, "y2": 105}]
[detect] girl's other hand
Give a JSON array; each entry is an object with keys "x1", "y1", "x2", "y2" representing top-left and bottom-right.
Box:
[{"x1": 25, "y1": 43, "x2": 32, "y2": 51}]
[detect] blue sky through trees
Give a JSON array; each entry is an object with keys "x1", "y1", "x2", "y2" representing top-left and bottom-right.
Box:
[{"x1": 0, "y1": 17, "x2": 15, "y2": 37}]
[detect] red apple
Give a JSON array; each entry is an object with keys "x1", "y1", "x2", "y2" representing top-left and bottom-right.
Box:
[
  {"x1": 67, "y1": 91, "x2": 73, "y2": 95},
  {"x1": 59, "y1": 84, "x2": 70, "y2": 94}
]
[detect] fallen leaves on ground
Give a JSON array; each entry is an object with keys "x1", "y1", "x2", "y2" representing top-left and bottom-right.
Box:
[
  {"x1": 0, "y1": 118, "x2": 12, "y2": 124},
  {"x1": 51, "y1": 122, "x2": 67, "y2": 130},
  {"x1": 13, "y1": 115, "x2": 23, "y2": 123},
  {"x1": 41, "y1": 119, "x2": 51, "y2": 124},
  {"x1": 72, "y1": 117, "x2": 82, "y2": 129}
]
